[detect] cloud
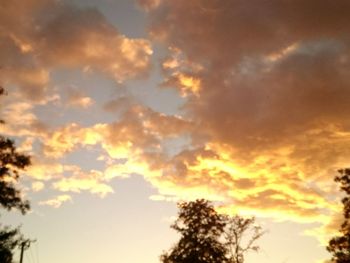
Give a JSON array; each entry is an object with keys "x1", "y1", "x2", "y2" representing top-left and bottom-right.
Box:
[
  {"x1": 42, "y1": 123, "x2": 106, "y2": 158},
  {"x1": 304, "y1": 209, "x2": 344, "y2": 244},
  {"x1": 137, "y1": 0, "x2": 162, "y2": 12},
  {"x1": 0, "y1": 0, "x2": 152, "y2": 101},
  {"x1": 31, "y1": 181, "x2": 45, "y2": 192},
  {"x1": 39, "y1": 194, "x2": 72, "y2": 208},
  {"x1": 27, "y1": 156, "x2": 116, "y2": 198},
  {"x1": 64, "y1": 86, "x2": 94, "y2": 109},
  {"x1": 8, "y1": 103, "x2": 192, "y2": 199},
  {"x1": 19, "y1": 95, "x2": 343, "y2": 226},
  {"x1": 1, "y1": 1, "x2": 349, "y2": 251},
  {"x1": 26, "y1": 159, "x2": 73, "y2": 181},
  {"x1": 141, "y1": 144, "x2": 336, "y2": 223},
  {"x1": 36, "y1": 4, "x2": 152, "y2": 82},
  {"x1": 136, "y1": 0, "x2": 350, "y2": 233},
  {"x1": 53, "y1": 169, "x2": 113, "y2": 198},
  {"x1": 41, "y1": 104, "x2": 191, "y2": 159},
  {"x1": 0, "y1": 93, "x2": 50, "y2": 138},
  {"x1": 148, "y1": 0, "x2": 350, "y2": 64},
  {"x1": 103, "y1": 97, "x2": 133, "y2": 113}
]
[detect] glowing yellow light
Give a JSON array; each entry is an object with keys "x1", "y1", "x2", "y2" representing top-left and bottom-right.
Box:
[
  {"x1": 178, "y1": 73, "x2": 201, "y2": 96},
  {"x1": 266, "y1": 42, "x2": 299, "y2": 62}
]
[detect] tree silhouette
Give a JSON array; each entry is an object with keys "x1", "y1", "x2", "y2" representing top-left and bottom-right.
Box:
[
  {"x1": 161, "y1": 199, "x2": 228, "y2": 263},
  {"x1": 161, "y1": 199, "x2": 264, "y2": 263},
  {"x1": 0, "y1": 136, "x2": 31, "y2": 213},
  {"x1": 0, "y1": 226, "x2": 25, "y2": 263},
  {"x1": 327, "y1": 168, "x2": 350, "y2": 263},
  {"x1": 223, "y1": 215, "x2": 264, "y2": 263},
  {"x1": 0, "y1": 87, "x2": 31, "y2": 262}
]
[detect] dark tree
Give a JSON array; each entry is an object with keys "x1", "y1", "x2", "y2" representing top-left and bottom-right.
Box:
[
  {"x1": 0, "y1": 226, "x2": 25, "y2": 263},
  {"x1": 0, "y1": 88, "x2": 31, "y2": 262},
  {"x1": 0, "y1": 136, "x2": 31, "y2": 213},
  {"x1": 161, "y1": 199, "x2": 264, "y2": 263},
  {"x1": 161, "y1": 199, "x2": 228, "y2": 263},
  {"x1": 327, "y1": 168, "x2": 350, "y2": 263},
  {"x1": 223, "y1": 216, "x2": 264, "y2": 263}
]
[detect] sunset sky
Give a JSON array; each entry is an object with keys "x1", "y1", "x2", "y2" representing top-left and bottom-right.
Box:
[{"x1": 1, "y1": 1, "x2": 350, "y2": 263}]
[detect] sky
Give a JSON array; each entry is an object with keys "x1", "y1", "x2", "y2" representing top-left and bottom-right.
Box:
[{"x1": 1, "y1": 0, "x2": 350, "y2": 263}]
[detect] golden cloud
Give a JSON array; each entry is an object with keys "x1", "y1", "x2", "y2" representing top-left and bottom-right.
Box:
[
  {"x1": 7, "y1": 104, "x2": 192, "y2": 199},
  {"x1": 137, "y1": 0, "x2": 350, "y2": 243},
  {"x1": 26, "y1": 159, "x2": 72, "y2": 181},
  {"x1": 53, "y1": 172, "x2": 113, "y2": 198}
]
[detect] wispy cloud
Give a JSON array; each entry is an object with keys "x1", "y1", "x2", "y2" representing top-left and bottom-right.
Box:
[
  {"x1": 39, "y1": 194, "x2": 72, "y2": 208},
  {"x1": 53, "y1": 168, "x2": 113, "y2": 198}
]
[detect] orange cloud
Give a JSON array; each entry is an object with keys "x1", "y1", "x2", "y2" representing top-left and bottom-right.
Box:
[
  {"x1": 137, "y1": 0, "x2": 350, "y2": 244},
  {"x1": 63, "y1": 86, "x2": 94, "y2": 109},
  {"x1": 26, "y1": 159, "x2": 73, "y2": 181},
  {"x1": 42, "y1": 123, "x2": 106, "y2": 158},
  {"x1": 0, "y1": 95, "x2": 50, "y2": 138},
  {"x1": 9, "y1": 104, "x2": 192, "y2": 199}
]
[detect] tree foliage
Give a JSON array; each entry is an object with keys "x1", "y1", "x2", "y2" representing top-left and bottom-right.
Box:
[
  {"x1": 0, "y1": 226, "x2": 25, "y2": 263},
  {"x1": 0, "y1": 88, "x2": 31, "y2": 262},
  {"x1": 327, "y1": 168, "x2": 350, "y2": 263},
  {"x1": 0, "y1": 136, "x2": 31, "y2": 214},
  {"x1": 161, "y1": 199, "x2": 263, "y2": 263},
  {"x1": 161, "y1": 199, "x2": 228, "y2": 263},
  {"x1": 223, "y1": 216, "x2": 264, "y2": 263}
]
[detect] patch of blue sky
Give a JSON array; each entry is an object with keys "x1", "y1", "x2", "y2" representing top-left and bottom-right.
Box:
[
  {"x1": 162, "y1": 134, "x2": 192, "y2": 158},
  {"x1": 39, "y1": 68, "x2": 122, "y2": 126},
  {"x1": 296, "y1": 39, "x2": 345, "y2": 56},
  {"x1": 60, "y1": 146, "x2": 106, "y2": 171}
]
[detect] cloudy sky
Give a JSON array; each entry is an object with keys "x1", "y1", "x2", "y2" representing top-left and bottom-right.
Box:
[{"x1": 1, "y1": 0, "x2": 349, "y2": 262}]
